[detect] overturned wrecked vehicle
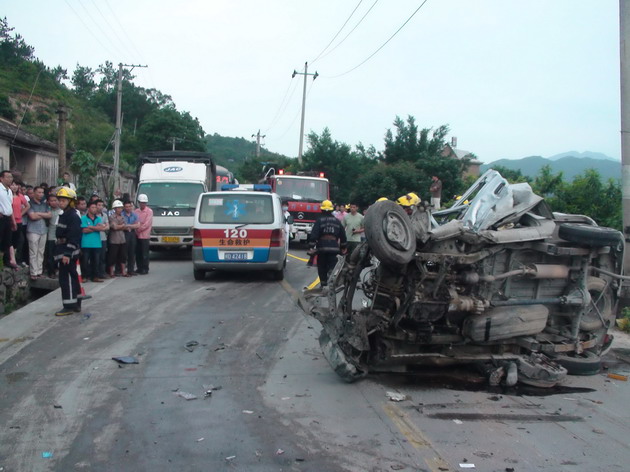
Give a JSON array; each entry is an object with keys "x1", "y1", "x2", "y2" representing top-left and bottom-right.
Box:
[{"x1": 302, "y1": 170, "x2": 625, "y2": 387}]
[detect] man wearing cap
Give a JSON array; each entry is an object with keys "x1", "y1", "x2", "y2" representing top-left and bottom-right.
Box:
[
  {"x1": 107, "y1": 200, "x2": 129, "y2": 277},
  {"x1": 135, "y1": 194, "x2": 153, "y2": 275}
]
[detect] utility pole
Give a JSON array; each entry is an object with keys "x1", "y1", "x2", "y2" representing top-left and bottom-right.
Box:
[
  {"x1": 621, "y1": 1, "x2": 630, "y2": 304},
  {"x1": 251, "y1": 129, "x2": 266, "y2": 158},
  {"x1": 112, "y1": 62, "x2": 147, "y2": 198},
  {"x1": 167, "y1": 137, "x2": 182, "y2": 151},
  {"x1": 292, "y1": 62, "x2": 318, "y2": 164},
  {"x1": 55, "y1": 104, "x2": 68, "y2": 181}
]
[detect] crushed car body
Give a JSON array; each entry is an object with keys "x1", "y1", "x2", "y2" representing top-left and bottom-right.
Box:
[{"x1": 302, "y1": 170, "x2": 624, "y2": 387}]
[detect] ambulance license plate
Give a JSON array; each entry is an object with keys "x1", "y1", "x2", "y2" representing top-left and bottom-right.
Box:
[
  {"x1": 224, "y1": 252, "x2": 247, "y2": 261},
  {"x1": 162, "y1": 236, "x2": 181, "y2": 243}
]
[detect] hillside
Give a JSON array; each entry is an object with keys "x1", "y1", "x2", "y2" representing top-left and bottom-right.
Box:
[
  {"x1": 204, "y1": 133, "x2": 290, "y2": 171},
  {"x1": 481, "y1": 155, "x2": 621, "y2": 181}
]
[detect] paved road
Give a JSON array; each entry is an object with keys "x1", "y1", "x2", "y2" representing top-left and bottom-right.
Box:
[{"x1": 0, "y1": 249, "x2": 629, "y2": 471}]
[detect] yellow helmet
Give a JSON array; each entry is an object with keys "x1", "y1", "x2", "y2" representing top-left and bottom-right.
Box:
[
  {"x1": 345, "y1": 204, "x2": 350, "y2": 211},
  {"x1": 396, "y1": 192, "x2": 420, "y2": 207},
  {"x1": 320, "y1": 200, "x2": 334, "y2": 211},
  {"x1": 56, "y1": 186, "x2": 77, "y2": 200},
  {"x1": 376, "y1": 197, "x2": 388, "y2": 202}
]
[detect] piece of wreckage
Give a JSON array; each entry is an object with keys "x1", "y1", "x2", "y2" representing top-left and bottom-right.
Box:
[{"x1": 302, "y1": 170, "x2": 625, "y2": 387}]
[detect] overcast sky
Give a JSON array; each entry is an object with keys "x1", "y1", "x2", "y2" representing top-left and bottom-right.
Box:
[{"x1": 3, "y1": 0, "x2": 622, "y2": 163}]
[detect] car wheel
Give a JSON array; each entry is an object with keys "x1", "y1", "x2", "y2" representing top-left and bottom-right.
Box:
[
  {"x1": 554, "y1": 350, "x2": 602, "y2": 376},
  {"x1": 193, "y1": 268, "x2": 206, "y2": 281},
  {"x1": 364, "y1": 200, "x2": 415, "y2": 267},
  {"x1": 559, "y1": 223, "x2": 623, "y2": 248},
  {"x1": 580, "y1": 276, "x2": 614, "y2": 331},
  {"x1": 273, "y1": 265, "x2": 285, "y2": 281}
]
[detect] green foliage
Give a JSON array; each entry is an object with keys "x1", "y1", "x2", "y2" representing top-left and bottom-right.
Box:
[
  {"x1": 488, "y1": 165, "x2": 530, "y2": 184},
  {"x1": 531, "y1": 165, "x2": 563, "y2": 197},
  {"x1": 205, "y1": 134, "x2": 289, "y2": 174},
  {"x1": 70, "y1": 150, "x2": 98, "y2": 196},
  {"x1": 619, "y1": 307, "x2": 630, "y2": 333},
  {"x1": 352, "y1": 161, "x2": 421, "y2": 207},
  {"x1": 0, "y1": 93, "x2": 15, "y2": 120},
  {"x1": 237, "y1": 156, "x2": 297, "y2": 184},
  {"x1": 136, "y1": 106, "x2": 205, "y2": 153}
]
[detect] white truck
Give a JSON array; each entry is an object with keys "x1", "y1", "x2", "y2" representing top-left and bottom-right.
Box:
[{"x1": 137, "y1": 151, "x2": 217, "y2": 249}]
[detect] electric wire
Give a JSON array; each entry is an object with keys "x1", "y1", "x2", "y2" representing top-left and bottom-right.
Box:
[
  {"x1": 12, "y1": 68, "x2": 43, "y2": 142},
  {"x1": 76, "y1": 0, "x2": 127, "y2": 58},
  {"x1": 103, "y1": 0, "x2": 146, "y2": 62},
  {"x1": 326, "y1": 0, "x2": 429, "y2": 79},
  {"x1": 317, "y1": 0, "x2": 379, "y2": 62},
  {"x1": 310, "y1": 0, "x2": 363, "y2": 65},
  {"x1": 63, "y1": 0, "x2": 117, "y2": 58},
  {"x1": 274, "y1": 80, "x2": 316, "y2": 142},
  {"x1": 264, "y1": 76, "x2": 301, "y2": 134},
  {"x1": 89, "y1": 0, "x2": 137, "y2": 60}
]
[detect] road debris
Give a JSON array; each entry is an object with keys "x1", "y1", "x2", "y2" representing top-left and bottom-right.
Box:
[
  {"x1": 386, "y1": 391, "x2": 407, "y2": 402},
  {"x1": 214, "y1": 343, "x2": 226, "y2": 351},
  {"x1": 174, "y1": 391, "x2": 197, "y2": 401},
  {"x1": 225, "y1": 455, "x2": 236, "y2": 461},
  {"x1": 459, "y1": 463, "x2": 475, "y2": 469},
  {"x1": 53, "y1": 405, "x2": 62, "y2": 409},
  {"x1": 203, "y1": 384, "x2": 222, "y2": 397},
  {"x1": 112, "y1": 356, "x2": 139, "y2": 364},
  {"x1": 196, "y1": 437, "x2": 204, "y2": 442},
  {"x1": 607, "y1": 373, "x2": 628, "y2": 381},
  {"x1": 391, "y1": 464, "x2": 405, "y2": 470},
  {"x1": 242, "y1": 410, "x2": 254, "y2": 414},
  {"x1": 453, "y1": 419, "x2": 463, "y2": 425},
  {"x1": 42, "y1": 452, "x2": 53, "y2": 458},
  {"x1": 185, "y1": 341, "x2": 199, "y2": 352},
  {"x1": 276, "y1": 448, "x2": 285, "y2": 455}
]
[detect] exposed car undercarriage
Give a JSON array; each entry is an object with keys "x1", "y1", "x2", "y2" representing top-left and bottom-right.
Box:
[{"x1": 302, "y1": 170, "x2": 624, "y2": 387}]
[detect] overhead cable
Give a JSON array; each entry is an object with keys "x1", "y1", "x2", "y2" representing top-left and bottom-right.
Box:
[
  {"x1": 63, "y1": 0, "x2": 117, "y2": 58},
  {"x1": 326, "y1": 0, "x2": 429, "y2": 79},
  {"x1": 76, "y1": 0, "x2": 126, "y2": 58},
  {"x1": 310, "y1": 0, "x2": 363, "y2": 65},
  {"x1": 317, "y1": 0, "x2": 379, "y2": 63},
  {"x1": 264, "y1": 77, "x2": 299, "y2": 133},
  {"x1": 89, "y1": 0, "x2": 136, "y2": 60}
]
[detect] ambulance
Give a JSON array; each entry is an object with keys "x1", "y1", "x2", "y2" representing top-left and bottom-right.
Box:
[{"x1": 192, "y1": 185, "x2": 288, "y2": 280}]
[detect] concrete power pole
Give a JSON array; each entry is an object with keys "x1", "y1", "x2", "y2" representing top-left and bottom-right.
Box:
[
  {"x1": 167, "y1": 137, "x2": 182, "y2": 151},
  {"x1": 622, "y1": 1, "x2": 630, "y2": 287},
  {"x1": 111, "y1": 63, "x2": 147, "y2": 198},
  {"x1": 56, "y1": 105, "x2": 68, "y2": 181},
  {"x1": 292, "y1": 62, "x2": 318, "y2": 165},
  {"x1": 251, "y1": 129, "x2": 266, "y2": 158}
]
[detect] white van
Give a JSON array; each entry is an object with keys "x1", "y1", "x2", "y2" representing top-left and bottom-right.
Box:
[{"x1": 192, "y1": 185, "x2": 289, "y2": 280}]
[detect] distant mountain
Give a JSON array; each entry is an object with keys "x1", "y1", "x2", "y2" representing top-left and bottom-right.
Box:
[
  {"x1": 481, "y1": 155, "x2": 621, "y2": 182},
  {"x1": 547, "y1": 151, "x2": 618, "y2": 162}
]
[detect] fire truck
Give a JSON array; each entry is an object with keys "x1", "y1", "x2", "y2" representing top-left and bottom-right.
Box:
[{"x1": 262, "y1": 168, "x2": 330, "y2": 243}]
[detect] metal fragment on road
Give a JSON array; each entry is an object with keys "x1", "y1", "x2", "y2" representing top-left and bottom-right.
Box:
[
  {"x1": 459, "y1": 464, "x2": 475, "y2": 469},
  {"x1": 453, "y1": 419, "x2": 463, "y2": 425},
  {"x1": 386, "y1": 391, "x2": 407, "y2": 402},
  {"x1": 242, "y1": 410, "x2": 254, "y2": 414},
  {"x1": 185, "y1": 340, "x2": 199, "y2": 352},
  {"x1": 225, "y1": 455, "x2": 236, "y2": 461},
  {"x1": 174, "y1": 391, "x2": 197, "y2": 400},
  {"x1": 112, "y1": 356, "x2": 139, "y2": 364}
]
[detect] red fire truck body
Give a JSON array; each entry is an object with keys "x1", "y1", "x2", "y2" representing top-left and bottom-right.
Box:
[{"x1": 265, "y1": 172, "x2": 330, "y2": 242}]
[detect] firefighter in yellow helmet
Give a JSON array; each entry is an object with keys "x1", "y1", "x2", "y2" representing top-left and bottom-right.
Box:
[
  {"x1": 396, "y1": 192, "x2": 420, "y2": 216},
  {"x1": 308, "y1": 200, "x2": 347, "y2": 288},
  {"x1": 54, "y1": 186, "x2": 83, "y2": 316},
  {"x1": 376, "y1": 197, "x2": 388, "y2": 202}
]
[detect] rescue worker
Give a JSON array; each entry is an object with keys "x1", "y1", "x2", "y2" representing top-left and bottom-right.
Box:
[
  {"x1": 54, "y1": 187, "x2": 83, "y2": 316},
  {"x1": 308, "y1": 199, "x2": 347, "y2": 288},
  {"x1": 396, "y1": 192, "x2": 420, "y2": 216}
]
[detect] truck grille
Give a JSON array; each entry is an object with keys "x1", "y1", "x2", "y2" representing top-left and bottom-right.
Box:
[{"x1": 151, "y1": 227, "x2": 191, "y2": 235}]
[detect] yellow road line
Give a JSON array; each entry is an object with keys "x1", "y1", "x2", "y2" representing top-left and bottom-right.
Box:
[
  {"x1": 383, "y1": 403, "x2": 452, "y2": 472},
  {"x1": 307, "y1": 277, "x2": 320, "y2": 289},
  {"x1": 288, "y1": 253, "x2": 309, "y2": 262}
]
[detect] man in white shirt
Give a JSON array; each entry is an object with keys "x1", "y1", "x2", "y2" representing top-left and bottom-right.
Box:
[{"x1": 0, "y1": 171, "x2": 17, "y2": 267}]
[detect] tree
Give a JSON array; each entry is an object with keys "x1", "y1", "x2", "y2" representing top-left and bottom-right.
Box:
[
  {"x1": 71, "y1": 64, "x2": 96, "y2": 99},
  {"x1": 136, "y1": 106, "x2": 205, "y2": 153},
  {"x1": 532, "y1": 165, "x2": 563, "y2": 198},
  {"x1": 0, "y1": 17, "x2": 34, "y2": 65},
  {"x1": 352, "y1": 161, "x2": 422, "y2": 207},
  {"x1": 70, "y1": 150, "x2": 98, "y2": 196}
]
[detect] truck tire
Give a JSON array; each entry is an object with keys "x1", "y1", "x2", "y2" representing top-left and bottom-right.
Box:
[
  {"x1": 364, "y1": 201, "x2": 415, "y2": 267},
  {"x1": 554, "y1": 351, "x2": 602, "y2": 376},
  {"x1": 558, "y1": 223, "x2": 622, "y2": 248},
  {"x1": 193, "y1": 268, "x2": 206, "y2": 281}
]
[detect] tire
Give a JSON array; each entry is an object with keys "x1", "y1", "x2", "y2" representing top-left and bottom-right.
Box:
[
  {"x1": 364, "y1": 200, "x2": 415, "y2": 267},
  {"x1": 581, "y1": 276, "x2": 614, "y2": 331},
  {"x1": 273, "y1": 264, "x2": 285, "y2": 281},
  {"x1": 193, "y1": 268, "x2": 206, "y2": 281},
  {"x1": 559, "y1": 223, "x2": 622, "y2": 248},
  {"x1": 554, "y1": 350, "x2": 602, "y2": 376}
]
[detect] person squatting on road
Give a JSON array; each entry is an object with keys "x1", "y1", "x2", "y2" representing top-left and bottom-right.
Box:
[
  {"x1": 308, "y1": 199, "x2": 347, "y2": 288},
  {"x1": 54, "y1": 187, "x2": 82, "y2": 316}
]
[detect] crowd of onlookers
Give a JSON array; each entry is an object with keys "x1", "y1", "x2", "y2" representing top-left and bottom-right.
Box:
[{"x1": 0, "y1": 170, "x2": 153, "y2": 283}]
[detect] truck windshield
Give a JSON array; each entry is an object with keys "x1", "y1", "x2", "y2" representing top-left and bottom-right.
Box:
[
  {"x1": 137, "y1": 182, "x2": 205, "y2": 209},
  {"x1": 274, "y1": 178, "x2": 328, "y2": 201},
  {"x1": 199, "y1": 194, "x2": 274, "y2": 224}
]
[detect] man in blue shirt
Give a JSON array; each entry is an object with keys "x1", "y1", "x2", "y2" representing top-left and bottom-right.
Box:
[
  {"x1": 122, "y1": 201, "x2": 140, "y2": 275},
  {"x1": 81, "y1": 201, "x2": 107, "y2": 282}
]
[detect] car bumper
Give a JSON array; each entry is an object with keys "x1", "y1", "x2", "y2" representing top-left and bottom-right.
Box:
[{"x1": 192, "y1": 247, "x2": 286, "y2": 271}]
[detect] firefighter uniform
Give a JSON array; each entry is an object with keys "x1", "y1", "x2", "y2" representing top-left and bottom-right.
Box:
[
  {"x1": 55, "y1": 207, "x2": 83, "y2": 313},
  {"x1": 309, "y1": 201, "x2": 347, "y2": 287}
]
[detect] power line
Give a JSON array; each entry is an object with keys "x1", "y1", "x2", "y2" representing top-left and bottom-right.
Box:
[
  {"x1": 311, "y1": 0, "x2": 363, "y2": 65},
  {"x1": 274, "y1": 80, "x2": 316, "y2": 142},
  {"x1": 317, "y1": 0, "x2": 379, "y2": 62},
  {"x1": 264, "y1": 76, "x2": 301, "y2": 133},
  {"x1": 89, "y1": 0, "x2": 137, "y2": 60},
  {"x1": 326, "y1": 0, "x2": 429, "y2": 79},
  {"x1": 63, "y1": 0, "x2": 118, "y2": 58},
  {"x1": 103, "y1": 0, "x2": 146, "y2": 63},
  {"x1": 76, "y1": 0, "x2": 127, "y2": 58}
]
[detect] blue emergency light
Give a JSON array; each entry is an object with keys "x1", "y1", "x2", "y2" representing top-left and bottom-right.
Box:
[
  {"x1": 221, "y1": 184, "x2": 239, "y2": 191},
  {"x1": 253, "y1": 184, "x2": 272, "y2": 192}
]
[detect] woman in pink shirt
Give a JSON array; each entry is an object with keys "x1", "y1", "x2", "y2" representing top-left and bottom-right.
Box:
[{"x1": 10, "y1": 181, "x2": 29, "y2": 268}]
